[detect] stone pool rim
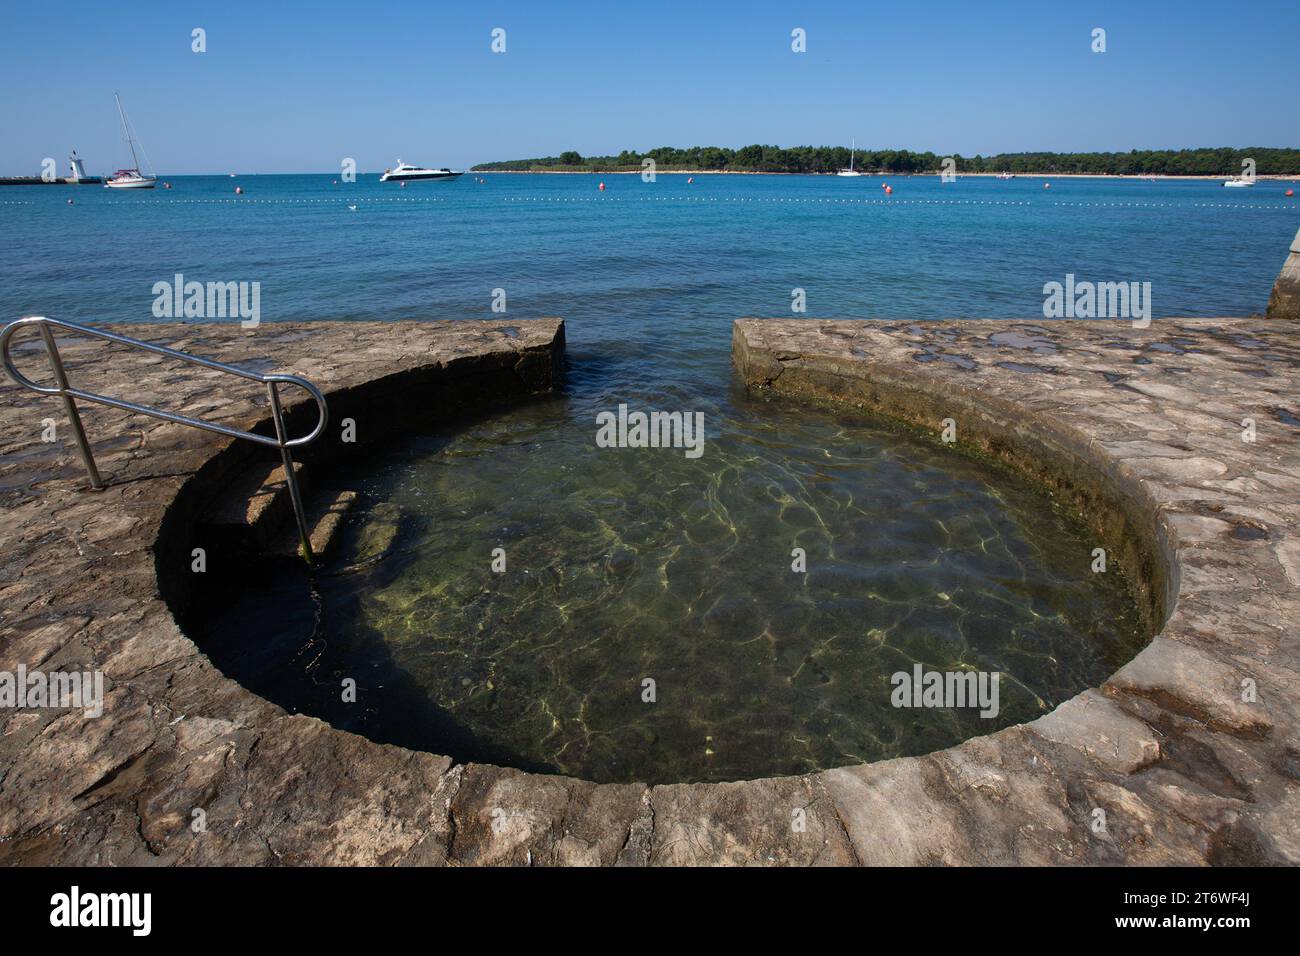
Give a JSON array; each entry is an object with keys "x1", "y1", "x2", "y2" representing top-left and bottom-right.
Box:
[{"x1": 0, "y1": 316, "x2": 1295, "y2": 865}]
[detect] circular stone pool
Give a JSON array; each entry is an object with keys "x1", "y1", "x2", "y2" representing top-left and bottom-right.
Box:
[{"x1": 192, "y1": 384, "x2": 1148, "y2": 785}]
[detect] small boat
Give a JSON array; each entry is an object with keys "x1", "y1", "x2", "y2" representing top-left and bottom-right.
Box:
[
  {"x1": 837, "y1": 139, "x2": 863, "y2": 177},
  {"x1": 106, "y1": 169, "x2": 155, "y2": 189},
  {"x1": 104, "y1": 93, "x2": 156, "y2": 189},
  {"x1": 380, "y1": 161, "x2": 463, "y2": 183},
  {"x1": 1222, "y1": 178, "x2": 1254, "y2": 188},
  {"x1": 997, "y1": 171, "x2": 1015, "y2": 180}
]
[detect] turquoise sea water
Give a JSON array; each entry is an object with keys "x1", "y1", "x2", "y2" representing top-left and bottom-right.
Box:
[
  {"x1": 4, "y1": 171, "x2": 1297, "y2": 340},
  {"x1": 8, "y1": 173, "x2": 1297, "y2": 782}
]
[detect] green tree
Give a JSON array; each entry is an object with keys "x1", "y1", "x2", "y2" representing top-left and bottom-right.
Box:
[{"x1": 470, "y1": 145, "x2": 1300, "y2": 176}]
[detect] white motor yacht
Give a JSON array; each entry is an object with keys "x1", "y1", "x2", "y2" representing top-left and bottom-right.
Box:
[{"x1": 380, "y1": 161, "x2": 463, "y2": 182}]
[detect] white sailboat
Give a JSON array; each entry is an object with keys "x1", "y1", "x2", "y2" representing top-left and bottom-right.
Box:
[
  {"x1": 837, "y1": 139, "x2": 864, "y2": 177},
  {"x1": 105, "y1": 93, "x2": 157, "y2": 189}
]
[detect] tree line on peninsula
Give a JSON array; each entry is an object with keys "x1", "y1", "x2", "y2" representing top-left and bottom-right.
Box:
[{"x1": 472, "y1": 145, "x2": 1300, "y2": 176}]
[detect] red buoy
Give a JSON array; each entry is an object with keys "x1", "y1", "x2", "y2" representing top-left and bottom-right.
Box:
[
  {"x1": 234, "y1": 186, "x2": 243, "y2": 195},
  {"x1": 885, "y1": 185, "x2": 893, "y2": 195},
  {"x1": 599, "y1": 182, "x2": 606, "y2": 191},
  {"x1": 1287, "y1": 189, "x2": 1295, "y2": 197}
]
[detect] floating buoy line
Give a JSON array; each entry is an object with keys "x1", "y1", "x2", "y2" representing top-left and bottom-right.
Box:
[{"x1": 7, "y1": 194, "x2": 1297, "y2": 211}]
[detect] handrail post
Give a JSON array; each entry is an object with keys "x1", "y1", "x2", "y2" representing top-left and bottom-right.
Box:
[
  {"x1": 4, "y1": 316, "x2": 329, "y2": 563},
  {"x1": 38, "y1": 321, "x2": 103, "y2": 490},
  {"x1": 266, "y1": 380, "x2": 315, "y2": 566}
]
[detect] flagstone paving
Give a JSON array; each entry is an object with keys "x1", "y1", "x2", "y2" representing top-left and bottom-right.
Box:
[{"x1": 0, "y1": 313, "x2": 1296, "y2": 865}]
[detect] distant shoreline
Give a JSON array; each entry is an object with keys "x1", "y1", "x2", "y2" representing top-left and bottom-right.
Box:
[
  {"x1": 475, "y1": 169, "x2": 1299, "y2": 181},
  {"x1": 4, "y1": 170, "x2": 1294, "y2": 182},
  {"x1": 471, "y1": 145, "x2": 1300, "y2": 178}
]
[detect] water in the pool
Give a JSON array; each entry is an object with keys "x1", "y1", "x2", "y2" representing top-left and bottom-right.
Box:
[
  {"x1": 9, "y1": 173, "x2": 1294, "y2": 781},
  {"x1": 302, "y1": 393, "x2": 1149, "y2": 783}
]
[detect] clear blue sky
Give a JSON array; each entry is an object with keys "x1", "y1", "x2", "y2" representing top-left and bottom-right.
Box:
[{"x1": 2, "y1": 0, "x2": 1296, "y2": 175}]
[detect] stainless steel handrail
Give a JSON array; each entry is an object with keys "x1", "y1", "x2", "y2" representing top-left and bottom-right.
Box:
[{"x1": 0, "y1": 316, "x2": 329, "y2": 564}]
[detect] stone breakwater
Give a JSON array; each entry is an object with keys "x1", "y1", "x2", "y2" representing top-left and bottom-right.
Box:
[
  {"x1": 0, "y1": 313, "x2": 1296, "y2": 866},
  {"x1": 1267, "y1": 226, "x2": 1300, "y2": 320}
]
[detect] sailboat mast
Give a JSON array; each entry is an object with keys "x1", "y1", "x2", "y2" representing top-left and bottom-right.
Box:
[
  {"x1": 850, "y1": 138, "x2": 855, "y2": 172},
  {"x1": 114, "y1": 92, "x2": 141, "y2": 170}
]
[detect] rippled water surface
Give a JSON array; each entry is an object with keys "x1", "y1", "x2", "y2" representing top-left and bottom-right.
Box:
[
  {"x1": 291, "y1": 392, "x2": 1145, "y2": 783},
  {"x1": 196, "y1": 377, "x2": 1150, "y2": 782}
]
